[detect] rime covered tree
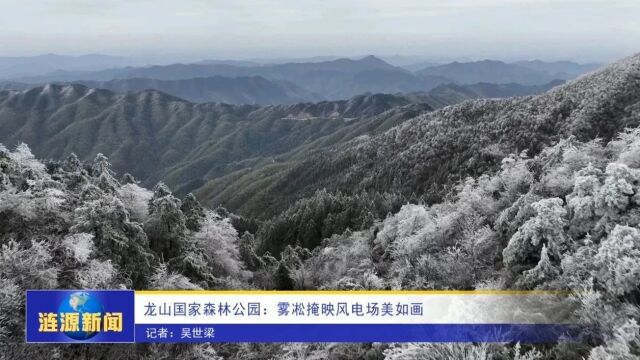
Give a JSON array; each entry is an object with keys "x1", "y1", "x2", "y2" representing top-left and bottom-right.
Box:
[
  {"x1": 145, "y1": 182, "x2": 187, "y2": 260},
  {"x1": 181, "y1": 192, "x2": 206, "y2": 231}
]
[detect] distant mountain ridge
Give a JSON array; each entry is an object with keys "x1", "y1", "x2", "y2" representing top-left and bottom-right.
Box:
[
  {"x1": 74, "y1": 76, "x2": 324, "y2": 105},
  {"x1": 6, "y1": 56, "x2": 448, "y2": 100},
  {"x1": 10, "y1": 55, "x2": 399, "y2": 81},
  {"x1": 417, "y1": 60, "x2": 555, "y2": 85},
  {"x1": 0, "y1": 77, "x2": 562, "y2": 106},
  {"x1": 427, "y1": 80, "x2": 565, "y2": 104},
  {"x1": 0, "y1": 54, "x2": 136, "y2": 79},
  {"x1": 514, "y1": 60, "x2": 602, "y2": 78},
  {"x1": 5, "y1": 55, "x2": 600, "y2": 102},
  {"x1": 416, "y1": 59, "x2": 601, "y2": 85}
]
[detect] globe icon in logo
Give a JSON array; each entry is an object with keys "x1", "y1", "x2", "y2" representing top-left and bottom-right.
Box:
[{"x1": 57, "y1": 292, "x2": 104, "y2": 340}]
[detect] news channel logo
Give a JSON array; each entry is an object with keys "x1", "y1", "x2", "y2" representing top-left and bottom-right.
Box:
[{"x1": 26, "y1": 290, "x2": 134, "y2": 343}]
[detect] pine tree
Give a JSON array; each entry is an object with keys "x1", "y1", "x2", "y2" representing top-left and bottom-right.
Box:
[
  {"x1": 503, "y1": 198, "x2": 568, "y2": 273},
  {"x1": 238, "y1": 231, "x2": 263, "y2": 271},
  {"x1": 72, "y1": 195, "x2": 153, "y2": 288},
  {"x1": 181, "y1": 193, "x2": 205, "y2": 231},
  {"x1": 517, "y1": 244, "x2": 560, "y2": 289},
  {"x1": 145, "y1": 182, "x2": 187, "y2": 260},
  {"x1": 91, "y1": 153, "x2": 119, "y2": 192},
  {"x1": 274, "y1": 261, "x2": 294, "y2": 290},
  {"x1": 120, "y1": 173, "x2": 136, "y2": 185},
  {"x1": 594, "y1": 225, "x2": 640, "y2": 296},
  {"x1": 188, "y1": 212, "x2": 243, "y2": 280},
  {"x1": 62, "y1": 153, "x2": 89, "y2": 190}
]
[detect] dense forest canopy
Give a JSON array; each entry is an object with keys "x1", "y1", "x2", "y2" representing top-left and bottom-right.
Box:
[{"x1": 3, "y1": 126, "x2": 640, "y2": 359}]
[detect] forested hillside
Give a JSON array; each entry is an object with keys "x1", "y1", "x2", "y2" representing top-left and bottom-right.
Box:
[
  {"x1": 203, "y1": 54, "x2": 640, "y2": 218},
  {"x1": 0, "y1": 86, "x2": 433, "y2": 196}
]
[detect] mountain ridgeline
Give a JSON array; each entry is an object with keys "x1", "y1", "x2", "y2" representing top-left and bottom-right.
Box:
[
  {"x1": 0, "y1": 54, "x2": 134, "y2": 79},
  {"x1": 417, "y1": 59, "x2": 601, "y2": 85},
  {"x1": 3, "y1": 56, "x2": 599, "y2": 103},
  {"x1": 8, "y1": 56, "x2": 434, "y2": 100},
  {"x1": 73, "y1": 76, "x2": 324, "y2": 105},
  {"x1": 0, "y1": 77, "x2": 562, "y2": 106}
]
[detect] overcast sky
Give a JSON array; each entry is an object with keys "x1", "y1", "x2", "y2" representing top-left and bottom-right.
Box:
[{"x1": 0, "y1": 0, "x2": 637, "y2": 62}]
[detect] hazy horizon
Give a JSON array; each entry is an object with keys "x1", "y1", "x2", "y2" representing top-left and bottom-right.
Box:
[
  {"x1": 1, "y1": 0, "x2": 638, "y2": 63},
  {"x1": 0, "y1": 52, "x2": 620, "y2": 67}
]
